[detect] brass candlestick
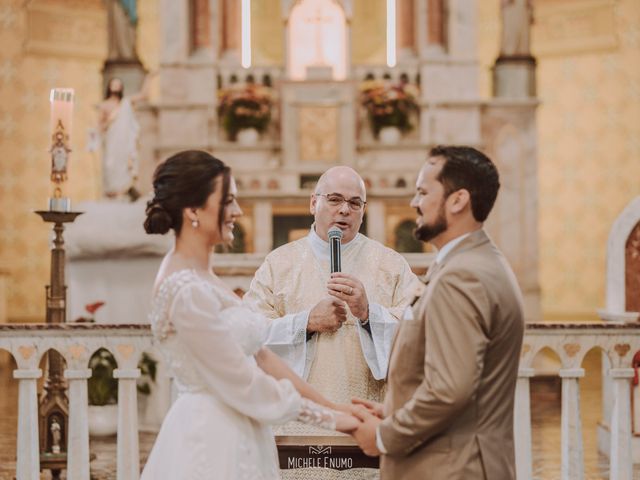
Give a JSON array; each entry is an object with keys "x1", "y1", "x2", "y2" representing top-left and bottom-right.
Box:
[{"x1": 35, "y1": 210, "x2": 83, "y2": 479}]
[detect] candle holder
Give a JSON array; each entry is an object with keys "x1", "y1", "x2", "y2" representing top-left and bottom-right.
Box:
[
  {"x1": 35, "y1": 210, "x2": 83, "y2": 479},
  {"x1": 49, "y1": 89, "x2": 73, "y2": 213}
]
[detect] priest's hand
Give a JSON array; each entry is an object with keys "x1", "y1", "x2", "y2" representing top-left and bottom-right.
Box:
[
  {"x1": 327, "y1": 273, "x2": 369, "y2": 321},
  {"x1": 308, "y1": 297, "x2": 347, "y2": 333}
]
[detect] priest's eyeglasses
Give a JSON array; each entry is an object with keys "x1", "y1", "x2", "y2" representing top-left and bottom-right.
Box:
[{"x1": 316, "y1": 193, "x2": 367, "y2": 211}]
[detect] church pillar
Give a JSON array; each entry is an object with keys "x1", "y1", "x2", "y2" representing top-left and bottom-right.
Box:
[
  {"x1": 559, "y1": 368, "x2": 585, "y2": 480},
  {"x1": 64, "y1": 368, "x2": 92, "y2": 480},
  {"x1": 514, "y1": 367, "x2": 534, "y2": 480},
  {"x1": 160, "y1": 0, "x2": 189, "y2": 63},
  {"x1": 220, "y1": 0, "x2": 241, "y2": 62},
  {"x1": 114, "y1": 368, "x2": 140, "y2": 480},
  {"x1": 254, "y1": 202, "x2": 273, "y2": 254},
  {"x1": 190, "y1": 0, "x2": 212, "y2": 56},
  {"x1": 609, "y1": 368, "x2": 634, "y2": 480},
  {"x1": 397, "y1": 0, "x2": 416, "y2": 60},
  {"x1": 14, "y1": 368, "x2": 41, "y2": 480},
  {"x1": 493, "y1": 0, "x2": 536, "y2": 98},
  {"x1": 365, "y1": 200, "x2": 386, "y2": 244}
]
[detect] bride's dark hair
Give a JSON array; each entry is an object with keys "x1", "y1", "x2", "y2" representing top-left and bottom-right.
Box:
[{"x1": 144, "y1": 150, "x2": 231, "y2": 235}]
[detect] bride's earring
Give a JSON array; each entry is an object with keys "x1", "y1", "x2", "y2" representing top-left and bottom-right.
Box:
[{"x1": 192, "y1": 219, "x2": 199, "y2": 228}]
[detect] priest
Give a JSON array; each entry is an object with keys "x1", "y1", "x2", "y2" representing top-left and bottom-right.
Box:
[{"x1": 244, "y1": 166, "x2": 421, "y2": 436}]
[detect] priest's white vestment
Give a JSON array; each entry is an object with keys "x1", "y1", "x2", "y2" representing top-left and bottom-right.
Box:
[{"x1": 244, "y1": 228, "x2": 420, "y2": 420}]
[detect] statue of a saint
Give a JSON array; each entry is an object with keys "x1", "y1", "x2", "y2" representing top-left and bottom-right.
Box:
[
  {"x1": 500, "y1": 0, "x2": 533, "y2": 57},
  {"x1": 50, "y1": 418, "x2": 61, "y2": 454},
  {"x1": 94, "y1": 74, "x2": 154, "y2": 200}
]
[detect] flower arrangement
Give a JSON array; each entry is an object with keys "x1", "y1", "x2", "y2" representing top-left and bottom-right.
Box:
[
  {"x1": 217, "y1": 83, "x2": 273, "y2": 141},
  {"x1": 359, "y1": 80, "x2": 420, "y2": 138}
]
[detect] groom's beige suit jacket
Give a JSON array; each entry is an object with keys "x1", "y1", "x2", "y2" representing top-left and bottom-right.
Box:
[{"x1": 379, "y1": 229, "x2": 525, "y2": 480}]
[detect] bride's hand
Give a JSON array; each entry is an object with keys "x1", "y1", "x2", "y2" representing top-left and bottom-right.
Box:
[
  {"x1": 335, "y1": 412, "x2": 361, "y2": 433},
  {"x1": 331, "y1": 402, "x2": 355, "y2": 415}
]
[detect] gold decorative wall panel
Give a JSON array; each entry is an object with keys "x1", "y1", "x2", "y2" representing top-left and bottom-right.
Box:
[{"x1": 298, "y1": 105, "x2": 339, "y2": 162}]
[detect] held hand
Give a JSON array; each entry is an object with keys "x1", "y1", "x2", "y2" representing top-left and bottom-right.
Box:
[
  {"x1": 327, "y1": 273, "x2": 369, "y2": 321},
  {"x1": 335, "y1": 412, "x2": 361, "y2": 434},
  {"x1": 308, "y1": 297, "x2": 348, "y2": 333},
  {"x1": 351, "y1": 406, "x2": 382, "y2": 457},
  {"x1": 351, "y1": 397, "x2": 384, "y2": 419}
]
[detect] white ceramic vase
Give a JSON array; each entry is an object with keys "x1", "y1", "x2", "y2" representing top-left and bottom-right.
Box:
[
  {"x1": 88, "y1": 404, "x2": 118, "y2": 437},
  {"x1": 378, "y1": 126, "x2": 401, "y2": 145},
  {"x1": 236, "y1": 128, "x2": 260, "y2": 145}
]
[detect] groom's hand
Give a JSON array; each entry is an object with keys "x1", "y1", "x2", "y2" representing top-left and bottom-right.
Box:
[
  {"x1": 351, "y1": 397, "x2": 384, "y2": 419},
  {"x1": 308, "y1": 297, "x2": 347, "y2": 333},
  {"x1": 351, "y1": 406, "x2": 382, "y2": 457},
  {"x1": 327, "y1": 273, "x2": 369, "y2": 321}
]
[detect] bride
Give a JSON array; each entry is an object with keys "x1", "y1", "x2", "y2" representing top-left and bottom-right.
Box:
[{"x1": 140, "y1": 150, "x2": 359, "y2": 480}]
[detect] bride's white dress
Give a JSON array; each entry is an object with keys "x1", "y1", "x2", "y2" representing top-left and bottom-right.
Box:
[{"x1": 140, "y1": 269, "x2": 334, "y2": 480}]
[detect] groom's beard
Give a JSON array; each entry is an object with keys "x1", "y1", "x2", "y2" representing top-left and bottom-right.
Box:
[{"x1": 414, "y1": 202, "x2": 448, "y2": 243}]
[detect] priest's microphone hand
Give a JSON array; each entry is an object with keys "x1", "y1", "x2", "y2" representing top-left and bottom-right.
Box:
[
  {"x1": 308, "y1": 298, "x2": 348, "y2": 333},
  {"x1": 327, "y1": 273, "x2": 369, "y2": 322}
]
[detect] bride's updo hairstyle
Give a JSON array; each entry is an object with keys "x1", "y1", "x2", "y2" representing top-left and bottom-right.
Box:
[{"x1": 144, "y1": 150, "x2": 231, "y2": 235}]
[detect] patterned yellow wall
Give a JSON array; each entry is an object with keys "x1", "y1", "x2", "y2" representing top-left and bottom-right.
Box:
[
  {"x1": 0, "y1": 0, "x2": 158, "y2": 322},
  {"x1": 351, "y1": 0, "x2": 386, "y2": 65},
  {"x1": 252, "y1": 0, "x2": 284, "y2": 65},
  {"x1": 480, "y1": 0, "x2": 640, "y2": 320}
]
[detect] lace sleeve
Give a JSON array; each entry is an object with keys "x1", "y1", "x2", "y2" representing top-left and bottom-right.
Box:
[{"x1": 297, "y1": 398, "x2": 336, "y2": 430}]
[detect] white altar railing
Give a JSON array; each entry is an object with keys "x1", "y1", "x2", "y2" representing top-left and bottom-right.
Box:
[{"x1": 1, "y1": 322, "x2": 639, "y2": 480}]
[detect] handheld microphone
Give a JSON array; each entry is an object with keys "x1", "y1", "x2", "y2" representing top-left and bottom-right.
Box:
[{"x1": 328, "y1": 227, "x2": 343, "y2": 273}]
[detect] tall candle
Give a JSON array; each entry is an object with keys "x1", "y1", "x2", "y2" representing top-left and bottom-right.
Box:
[{"x1": 49, "y1": 88, "x2": 74, "y2": 183}]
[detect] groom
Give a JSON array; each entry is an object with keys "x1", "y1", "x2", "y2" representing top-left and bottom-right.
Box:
[{"x1": 350, "y1": 146, "x2": 525, "y2": 479}]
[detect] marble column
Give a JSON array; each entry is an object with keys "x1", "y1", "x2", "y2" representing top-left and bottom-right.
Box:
[
  {"x1": 427, "y1": 0, "x2": 446, "y2": 49},
  {"x1": 397, "y1": 0, "x2": 416, "y2": 59},
  {"x1": 64, "y1": 368, "x2": 92, "y2": 480},
  {"x1": 514, "y1": 367, "x2": 534, "y2": 480},
  {"x1": 609, "y1": 368, "x2": 634, "y2": 480},
  {"x1": 220, "y1": 0, "x2": 241, "y2": 61},
  {"x1": 253, "y1": 201, "x2": 273, "y2": 254},
  {"x1": 559, "y1": 368, "x2": 585, "y2": 480},
  {"x1": 14, "y1": 368, "x2": 42, "y2": 480},
  {"x1": 114, "y1": 368, "x2": 141, "y2": 480}
]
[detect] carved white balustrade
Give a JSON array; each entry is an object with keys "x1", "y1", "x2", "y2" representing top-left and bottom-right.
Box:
[
  {"x1": 519, "y1": 323, "x2": 640, "y2": 480},
  {"x1": 1, "y1": 322, "x2": 639, "y2": 480},
  {"x1": 0, "y1": 324, "x2": 152, "y2": 480}
]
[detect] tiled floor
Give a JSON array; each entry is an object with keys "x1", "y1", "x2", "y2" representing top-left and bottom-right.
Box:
[{"x1": 1, "y1": 352, "x2": 639, "y2": 479}]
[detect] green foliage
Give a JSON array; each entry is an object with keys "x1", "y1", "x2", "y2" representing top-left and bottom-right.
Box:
[
  {"x1": 87, "y1": 349, "x2": 158, "y2": 405},
  {"x1": 88, "y1": 348, "x2": 118, "y2": 406}
]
